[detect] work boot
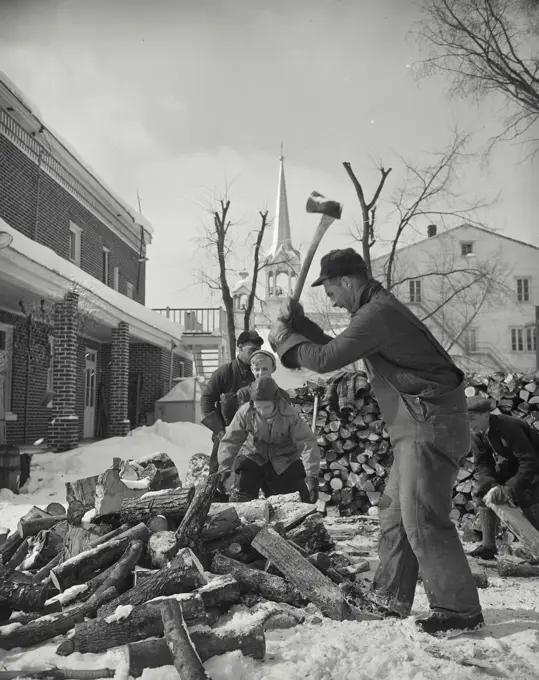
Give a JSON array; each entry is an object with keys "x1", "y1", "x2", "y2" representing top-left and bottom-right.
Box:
[
  {"x1": 415, "y1": 611, "x2": 484, "y2": 636},
  {"x1": 467, "y1": 544, "x2": 497, "y2": 560},
  {"x1": 340, "y1": 582, "x2": 405, "y2": 619}
]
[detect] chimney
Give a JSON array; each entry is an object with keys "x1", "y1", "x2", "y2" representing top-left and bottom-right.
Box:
[{"x1": 427, "y1": 224, "x2": 437, "y2": 238}]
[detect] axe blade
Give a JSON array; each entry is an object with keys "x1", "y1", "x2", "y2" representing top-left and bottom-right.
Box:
[{"x1": 306, "y1": 191, "x2": 343, "y2": 220}]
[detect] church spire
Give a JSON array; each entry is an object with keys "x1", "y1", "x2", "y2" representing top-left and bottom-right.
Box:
[{"x1": 269, "y1": 145, "x2": 293, "y2": 256}]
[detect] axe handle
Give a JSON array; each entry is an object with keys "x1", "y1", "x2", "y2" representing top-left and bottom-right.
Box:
[{"x1": 292, "y1": 214, "x2": 336, "y2": 302}]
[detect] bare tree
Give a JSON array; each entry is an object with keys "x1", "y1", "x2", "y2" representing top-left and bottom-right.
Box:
[
  {"x1": 243, "y1": 210, "x2": 269, "y2": 331},
  {"x1": 415, "y1": 0, "x2": 539, "y2": 148}
]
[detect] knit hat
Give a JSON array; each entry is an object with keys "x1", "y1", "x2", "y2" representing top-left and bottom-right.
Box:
[
  {"x1": 250, "y1": 350, "x2": 276, "y2": 369},
  {"x1": 467, "y1": 396, "x2": 495, "y2": 413},
  {"x1": 250, "y1": 376, "x2": 280, "y2": 402}
]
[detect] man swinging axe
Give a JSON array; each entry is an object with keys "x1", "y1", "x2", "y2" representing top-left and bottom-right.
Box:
[{"x1": 269, "y1": 246, "x2": 483, "y2": 636}]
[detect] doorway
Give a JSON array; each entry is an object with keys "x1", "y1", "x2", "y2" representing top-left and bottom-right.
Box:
[{"x1": 83, "y1": 348, "x2": 97, "y2": 439}]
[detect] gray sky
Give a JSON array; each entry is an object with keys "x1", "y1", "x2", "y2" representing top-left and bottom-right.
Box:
[{"x1": 1, "y1": 0, "x2": 537, "y2": 308}]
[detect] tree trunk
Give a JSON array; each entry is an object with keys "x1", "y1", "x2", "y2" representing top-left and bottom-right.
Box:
[
  {"x1": 120, "y1": 487, "x2": 195, "y2": 524},
  {"x1": 210, "y1": 554, "x2": 304, "y2": 606},
  {"x1": 0, "y1": 569, "x2": 59, "y2": 614},
  {"x1": 92, "y1": 540, "x2": 144, "y2": 598},
  {"x1": 0, "y1": 586, "x2": 117, "y2": 650},
  {"x1": 56, "y1": 593, "x2": 206, "y2": 655},
  {"x1": 176, "y1": 474, "x2": 221, "y2": 555},
  {"x1": 194, "y1": 574, "x2": 240, "y2": 609},
  {"x1": 50, "y1": 523, "x2": 149, "y2": 591},
  {"x1": 17, "y1": 515, "x2": 66, "y2": 539},
  {"x1": 252, "y1": 526, "x2": 350, "y2": 621},
  {"x1": 160, "y1": 598, "x2": 212, "y2": 680},
  {"x1": 128, "y1": 623, "x2": 265, "y2": 678},
  {"x1": 97, "y1": 548, "x2": 207, "y2": 619},
  {"x1": 497, "y1": 559, "x2": 539, "y2": 578},
  {"x1": 202, "y1": 507, "x2": 241, "y2": 542}
]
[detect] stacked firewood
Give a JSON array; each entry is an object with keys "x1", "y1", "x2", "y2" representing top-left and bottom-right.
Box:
[
  {"x1": 0, "y1": 453, "x2": 378, "y2": 678},
  {"x1": 289, "y1": 370, "x2": 539, "y2": 525}
]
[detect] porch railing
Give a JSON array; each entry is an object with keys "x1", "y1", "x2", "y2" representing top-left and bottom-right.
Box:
[{"x1": 153, "y1": 307, "x2": 226, "y2": 335}]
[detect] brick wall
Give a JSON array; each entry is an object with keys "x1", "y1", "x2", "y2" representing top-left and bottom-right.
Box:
[
  {"x1": 0, "y1": 309, "x2": 51, "y2": 445},
  {"x1": 129, "y1": 344, "x2": 193, "y2": 425},
  {"x1": 109, "y1": 322, "x2": 130, "y2": 437},
  {"x1": 0, "y1": 134, "x2": 145, "y2": 304}
]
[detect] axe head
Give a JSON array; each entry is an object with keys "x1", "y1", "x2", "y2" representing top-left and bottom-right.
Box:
[{"x1": 306, "y1": 191, "x2": 343, "y2": 220}]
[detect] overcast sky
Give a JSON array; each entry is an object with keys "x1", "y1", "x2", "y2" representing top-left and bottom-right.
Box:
[{"x1": 1, "y1": 0, "x2": 537, "y2": 308}]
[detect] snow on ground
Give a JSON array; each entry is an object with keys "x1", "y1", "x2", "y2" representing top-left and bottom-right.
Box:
[{"x1": 0, "y1": 420, "x2": 210, "y2": 530}]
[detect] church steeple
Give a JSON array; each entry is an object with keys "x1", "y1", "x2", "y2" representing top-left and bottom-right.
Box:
[{"x1": 269, "y1": 145, "x2": 294, "y2": 257}]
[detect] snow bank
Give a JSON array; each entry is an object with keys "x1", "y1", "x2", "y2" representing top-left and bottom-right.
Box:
[{"x1": 0, "y1": 420, "x2": 210, "y2": 530}]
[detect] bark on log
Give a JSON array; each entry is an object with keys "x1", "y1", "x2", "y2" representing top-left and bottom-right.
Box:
[
  {"x1": 120, "y1": 486, "x2": 195, "y2": 524},
  {"x1": 486, "y1": 502, "x2": 539, "y2": 560},
  {"x1": 17, "y1": 515, "x2": 66, "y2": 539},
  {"x1": 0, "y1": 570, "x2": 59, "y2": 613},
  {"x1": 93, "y1": 540, "x2": 144, "y2": 598},
  {"x1": 136, "y1": 451, "x2": 181, "y2": 490},
  {"x1": 95, "y1": 462, "x2": 149, "y2": 517},
  {"x1": 209, "y1": 499, "x2": 270, "y2": 524},
  {"x1": 269, "y1": 501, "x2": 316, "y2": 531},
  {"x1": 252, "y1": 526, "x2": 354, "y2": 621},
  {"x1": 65, "y1": 475, "x2": 99, "y2": 525},
  {"x1": 0, "y1": 586, "x2": 117, "y2": 650},
  {"x1": 5, "y1": 537, "x2": 30, "y2": 570},
  {"x1": 210, "y1": 554, "x2": 304, "y2": 606},
  {"x1": 57, "y1": 593, "x2": 206, "y2": 655},
  {"x1": 0, "y1": 533, "x2": 23, "y2": 565},
  {"x1": 497, "y1": 559, "x2": 539, "y2": 577},
  {"x1": 201, "y1": 522, "x2": 263, "y2": 555},
  {"x1": 285, "y1": 513, "x2": 334, "y2": 553},
  {"x1": 202, "y1": 507, "x2": 241, "y2": 542},
  {"x1": 128, "y1": 623, "x2": 265, "y2": 678},
  {"x1": 97, "y1": 548, "x2": 207, "y2": 619},
  {"x1": 194, "y1": 575, "x2": 240, "y2": 609},
  {"x1": 50, "y1": 523, "x2": 149, "y2": 591},
  {"x1": 0, "y1": 670, "x2": 114, "y2": 680},
  {"x1": 148, "y1": 531, "x2": 178, "y2": 568},
  {"x1": 161, "y1": 598, "x2": 212, "y2": 680},
  {"x1": 176, "y1": 473, "x2": 221, "y2": 555}
]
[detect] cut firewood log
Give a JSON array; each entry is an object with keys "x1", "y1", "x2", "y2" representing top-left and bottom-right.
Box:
[
  {"x1": 202, "y1": 507, "x2": 242, "y2": 542},
  {"x1": 194, "y1": 575, "x2": 241, "y2": 609},
  {"x1": 0, "y1": 669, "x2": 114, "y2": 680},
  {"x1": 0, "y1": 567, "x2": 59, "y2": 614},
  {"x1": 0, "y1": 586, "x2": 117, "y2": 650},
  {"x1": 92, "y1": 539, "x2": 144, "y2": 598},
  {"x1": 120, "y1": 486, "x2": 195, "y2": 524},
  {"x1": 251, "y1": 526, "x2": 355, "y2": 621},
  {"x1": 269, "y1": 501, "x2": 317, "y2": 532},
  {"x1": 95, "y1": 459, "x2": 150, "y2": 517},
  {"x1": 17, "y1": 515, "x2": 66, "y2": 539},
  {"x1": 209, "y1": 499, "x2": 270, "y2": 524},
  {"x1": 160, "y1": 598, "x2": 212, "y2": 680},
  {"x1": 66, "y1": 475, "x2": 99, "y2": 525},
  {"x1": 0, "y1": 533, "x2": 23, "y2": 566},
  {"x1": 210, "y1": 554, "x2": 304, "y2": 606},
  {"x1": 0, "y1": 507, "x2": 48, "y2": 566},
  {"x1": 62, "y1": 523, "x2": 114, "y2": 561},
  {"x1": 50, "y1": 523, "x2": 150, "y2": 591},
  {"x1": 135, "y1": 452, "x2": 181, "y2": 490},
  {"x1": 285, "y1": 513, "x2": 334, "y2": 553},
  {"x1": 176, "y1": 473, "x2": 221, "y2": 556},
  {"x1": 97, "y1": 547, "x2": 208, "y2": 619},
  {"x1": 148, "y1": 531, "x2": 178, "y2": 568},
  {"x1": 486, "y1": 501, "x2": 539, "y2": 560},
  {"x1": 127, "y1": 623, "x2": 265, "y2": 677},
  {"x1": 57, "y1": 593, "x2": 206, "y2": 655},
  {"x1": 45, "y1": 502, "x2": 66, "y2": 516},
  {"x1": 201, "y1": 522, "x2": 263, "y2": 555},
  {"x1": 497, "y1": 559, "x2": 539, "y2": 577},
  {"x1": 5, "y1": 537, "x2": 30, "y2": 570},
  {"x1": 147, "y1": 515, "x2": 169, "y2": 533}
]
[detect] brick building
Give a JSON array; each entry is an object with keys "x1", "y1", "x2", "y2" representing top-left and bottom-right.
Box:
[{"x1": 0, "y1": 73, "x2": 193, "y2": 451}]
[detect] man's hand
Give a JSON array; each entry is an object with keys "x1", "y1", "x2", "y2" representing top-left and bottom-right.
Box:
[
  {"x1": 484, "y1": 485, "x2": 513, "y2": 506},
  {"x1": 306, "y1": 476, "x2": 319, "y2": 504},
  {"x1": 268, "y1": 317, "x2": 292, "y2": 351},
  {"x1": 279, "y1": 297, "x2": 305, "y2": 324}
]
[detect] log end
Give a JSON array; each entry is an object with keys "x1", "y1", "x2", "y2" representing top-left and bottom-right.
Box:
[{"x1": 56, "y1": 638, "x2": 76, "y2": 656}]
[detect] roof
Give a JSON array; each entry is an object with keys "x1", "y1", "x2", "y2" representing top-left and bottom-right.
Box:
[
  {"x1": 371, "y1": 224, "x2": 539, "y2": 263},
  {"x1": 0, "y1": 71, "x2": 154, "y2": 240}
]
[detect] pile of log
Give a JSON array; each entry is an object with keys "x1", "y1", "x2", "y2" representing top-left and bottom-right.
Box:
[
  {"x1": 288, "y1": 370, "x2": 539, "y2": 526},
  {"x1": 0, "y1": 453, "x2": 379, "y2": 678}
]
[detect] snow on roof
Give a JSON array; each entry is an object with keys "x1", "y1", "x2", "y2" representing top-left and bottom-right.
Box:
[
  {"x1": 231, "y1": 277, "x2": 251, "y2": 294},
  {"x1": 157, "y1": 377, "x2": 203, "y2": 403},
  {"x1": 0, "y1": 218, "x2": 187, "y2": 350},
  {"x1": 0, "y1": 71, "x2": 154, "y2": 236}
]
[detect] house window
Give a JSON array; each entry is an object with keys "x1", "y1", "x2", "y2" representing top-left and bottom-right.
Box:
[
  {"x1": 69, "y1": 223, "x2": 82, "y2": 266},
  {"x1": 409, "y1": 280, "x2": 422, "y2": 303},
  {"x1": 516, "y1": 278, "x2": 530, "y2": 302},
  {"x1": 0, "y1": 324, "x2": 14, "y2": 413},
  {"x1": 113, "y1": 267, "x2": 119, "y2": 291},
  {"x1": 527, "y1": 327, "x2": 536, "y2": 352},
  {"x1": 465, "y1": 328, "x2": 477, "y2": 352},
  {"x1": 126, "y1": 282, "x2": 135, "y2": 300},
  {"x1": 178, "y1": 361, "x2": 185, "y2": 378},
  {"x1": 102, "y1": 247, "x2": 110, "y2": 286},
  {"x1": 511, "y1": 328, "x2": 525, "y2": 351},
  {"x1": 460, "y1": 241, "x2": 474, "y2": 256}
]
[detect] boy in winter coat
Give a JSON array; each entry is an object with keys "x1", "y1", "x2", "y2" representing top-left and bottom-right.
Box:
[{"x1": 218, "y1": 376, "x2": 320, "y2": 503}]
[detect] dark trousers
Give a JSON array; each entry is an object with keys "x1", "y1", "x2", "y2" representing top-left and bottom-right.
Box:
[
  {"x1": 371, "y1": 384, "x2": 481, "y2": 618},
  {"x1": 234, "y1": 457, "x2": 309, "y2": 502}
]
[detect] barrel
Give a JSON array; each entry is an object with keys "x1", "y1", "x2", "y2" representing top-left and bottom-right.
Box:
[{"x1": 0, "y1": 445, "x2": 21, "y2": 493}]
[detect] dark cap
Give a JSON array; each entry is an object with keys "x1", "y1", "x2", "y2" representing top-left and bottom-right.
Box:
[
  {"x1": 467, "y1": 396, "x2": 495, "y2": 413},
  {"x1": 251, "y1": 376, "x2": 280, "y2": 401},
  {"x1": 237, "y1": 329, "x2": 264, "y2": 348},
  {"x1": 311, "y1": 248, "x2": 369, "y2": 287}
]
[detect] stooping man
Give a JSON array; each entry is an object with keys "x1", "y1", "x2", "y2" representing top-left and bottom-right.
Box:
[
  {"x1": 467, "y1": 395, "x2": 539, "y2": 560},
  {"x1": 217, "y1": 376, "x2": 320, "y2": 504},
  {"x1": 268, "y1": 247, "x2": 482, "y2": 635},
  {"x1": 200, "y1": 329, "x2": 264, "y2": 479}
]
